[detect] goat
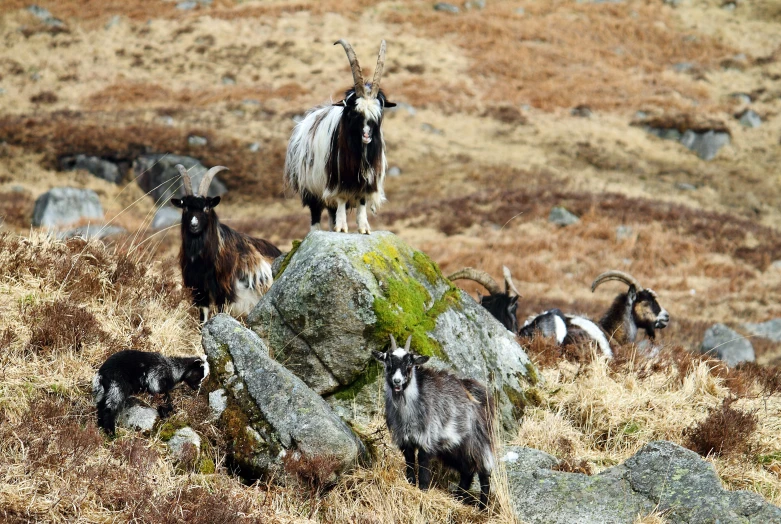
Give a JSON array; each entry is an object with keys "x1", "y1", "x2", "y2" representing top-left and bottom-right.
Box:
[
  {"x1": 519, "y1": 270, "x2": 670, "y2": 357},
  {"x1": 92, "y1": 350, "x2": 209, "y2": 435},
  {"x1": 171, "y1": 164, "x2": 281, "y2": 322},
  {"x1": 285, "y1": 39, "x2": 396, "y2": 234},
  {"x1": 447, "y1": 266, "x2": 521, "y2": 333},
  {"x1": 372, "y1": 335, "x2": 496, "y2": 509}
]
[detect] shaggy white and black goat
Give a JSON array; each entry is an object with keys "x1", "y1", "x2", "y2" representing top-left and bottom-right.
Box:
[
  {"x1": 171, "y1": 164, "x2": 281, "y2": 322},
  {"x1": 447, "y1": 266, "x2": 521, "y2": 333},
  {"x1": 285, "y1": 39, "x2": 395, "y2": 234},
  {"x1": 519, "y1": 270, "x2": 670, "y2": 357},
  {"x1": 92, "y1": 350, "x2": 209, "y2": 434},
  {"x1": 372, "y1": 335, "x2": 496, "y2": 509}
]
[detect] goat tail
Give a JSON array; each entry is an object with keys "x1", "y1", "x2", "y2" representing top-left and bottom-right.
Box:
[{"x1": 368, "y1": 190, "x2": 386, "y2": 215}]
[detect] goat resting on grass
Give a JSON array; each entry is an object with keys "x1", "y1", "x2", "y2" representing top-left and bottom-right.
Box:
[
  {"x1": 372, "y1": 335, "x2": 495, "y2": 509},
  {"x1": 285, "y1": 39, "x2": 395, "y2": 234},
  {"x1": 171, "y1": 164, "x2": 281, "y2": 322},
  {"x1": 93, "y1": 350, "x2": 209, "y2": 435}
]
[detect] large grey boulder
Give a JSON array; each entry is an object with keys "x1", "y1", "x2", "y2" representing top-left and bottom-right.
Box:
[
  {"x1": 742, "y1": 318, "x2": 781, "y2": 342},
  {"x1": 32, "y1": 187, "x2": 104, "y2": 228},
  {"x1": 134, "y1": 154, "x2": 227, "y2": 204},
  {"x1": 248, "y1": 231, "x2": 537, "y2": 429},
  {"x1": 202, "y1": 314, "x2": 367, "y2": 481},
  {"x1": 151, "y1": 206, "x2": 181, "y2": 230},
  {"x1": 680, "y1": 130, "x2": 731, "y2": 161},
  {"x1": 59, "y1": 155, "x2": 122, "y2": 184},
  {"x1": 700, "y1": 323, "x2": 755, "y2": 367},
  {"x1": 505, "y1": 441, "x2": 781, "y2": 523}
]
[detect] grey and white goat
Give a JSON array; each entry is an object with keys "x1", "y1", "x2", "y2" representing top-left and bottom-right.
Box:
[
  {"x1": 93, "y1": 350, "x2": 209, "y2": 434},
  {"x1": 372, "y1": 335, "x2": 496, "y2": 508},
  {"x1": 285, "y1": 39, "x2": 395, "y2": 234},
  {"x1": 519, "y1": 270, "x2": 670, "y2": 357}
]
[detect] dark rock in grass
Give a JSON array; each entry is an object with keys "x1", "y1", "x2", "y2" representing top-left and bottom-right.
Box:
[
  {"x1": 151, "y1": 206, "x2": 181, "y2": 230},
  {"x1": 741, "y1": 318, "x2": 781, "y2": 343},
  {"x1": 679, "y1": 130, "x2": 730, "y2": 161},
  {"x1": 549, "y1": 206, "x2": 580, "y2": 226},
  {"x1": 700, "y1": 323, "x2": 755, "y2": 367},
  {"x1": 738, "y1": 109, "x2": 762, "y2": 128},
  {"x1": 59, "y1": 154, "x2": 122, "y2": 184},
  {"x1": 116, "y1": 398, "x2": 158, "y2": 432},
  {"x1": 134, "y1": 154, "x2": 226, "y2": 205},
  {"x1": 32, "y1": 187, "x2": 104, "y2": 228},
  {"x1": 434, "y1": 2, "x2": 460, "y2": 13}
]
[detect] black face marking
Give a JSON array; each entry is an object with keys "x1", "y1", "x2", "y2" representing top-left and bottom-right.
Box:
[{"x1": 480, "y1": 293, "x2": 519, "y2": 333}]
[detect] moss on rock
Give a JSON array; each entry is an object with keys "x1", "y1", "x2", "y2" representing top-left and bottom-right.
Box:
[{"x1": 275, "y1": 239, "x2": 302, "y2": 278}]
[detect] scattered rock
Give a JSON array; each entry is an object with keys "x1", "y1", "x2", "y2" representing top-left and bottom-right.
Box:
[
  {"x1": 645, "y1": 127, "x2": 682, "y2": 141},
  {"x1": 738, "y1": 109, "x2": 762, "y2": 128},
  {"x1": 0, "y1": 88, "x2": 5, "y2": 96},
  {"x1": 570, "y1": 105, "x2": 592, "y2": 118},
  {"x1": 676, "y1": 182, "x2": 697, "y2": 191},
  {"x1": 464, "y1": 0, "x2": 486, "y2": 9},
  {"x1": 134, "y1": 154, "x2": 227, "y2": 204},
  {"x1": 248, "y1": 231, "x2": 537, "y2": 429},
  {"x1": 59, "y1": 154, "x2": 122, "y2": 184},
  {"x1": 700, "y1": 323, "x2": 755, "y2": 367},
  {"x1": 505, "y1": 441, "x2": 781, "y2": 523},
  {"x1": 248, "y1": 142, "x2": 261, "y2": 153},
  {"x1": 772, "y1": 260, "x2": 781, "y2": 270},
  {"x1": 176, "y1": 1, "x2": 198, "y2": 10},
  {"x1": 167, "y1": 427, "x2": 201, "y2": 460},
  {"x1": 159, "y1": 115, "x2": 175, "y2": 126},
  {"x1": 434, "y1": 2, "x2": 460, "y2": 13},
  {"x1": 151, "y1": 207, "x2": 181, "y2": 230},
  {"x1": 549, "y1": 206, "x2": 579, "y2": 226},
  {"x1": 722, "y1": 1, "x2": 736, "y2": 11},
  {"x1": 420, "y1": 123, "x2": 444, "y2": 135},
  {"x1": 741, "y1": 318, "x2": 781, "y2": 342},
  {"x1": 208, "y1": 389, "x2": 228, "y2": 420},
  {"x1": 187, "y1": 135, "x2": 208, "y2": 147},
  {"x1": 116, "y1": 398, "x2": 158, "y2": 432},
  {"x1": 221, "y1": 75, "x2": 236, "y2": 85},
  {"x1": 32, "y1": 188, "x2": 104, "y2": 228},
  {"x1": 634, "y1": 110, "x2": 648, "y2": 120},
  {"x1": 679, "y1": 130, "x2": 730, "y2": 161},
  {"x1": 57, "y1": 224, "x2": 127, "y2": 241},
  {"x1": 616, "y1": 225, "x2": 633, "y2": 241},
  {"x1": 202, "y1": 314, "x2": 368, "y2": 481},
  {"x1": 514, "y1": 7, "x2": 525, "y2": 15},
  {"x1": 105, "y1": 15, "x2": 121, "y2": 30},
  {"x1": 672, "y1": 62, "x2": 694, "y2": 73},
  {"x1": 389, "y1": 102, "x2": 416, "y2": 116},
  {"x1": 731, "y1": 93, "x2": 752, "y2": 105},
  {"x1": 27, "y1": 5, "x2": 65, "y2": 27},
  {"x1": 388, "y1": 166, "x2": 402, "y2": 177},
  {"x1": 664, "y1": 0, "x2": 685, "y2": 6}
]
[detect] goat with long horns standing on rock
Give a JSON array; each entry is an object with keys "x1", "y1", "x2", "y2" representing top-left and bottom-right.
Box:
[
  {"x1": 171, "y1": 164, "x2": 281, "y2": 322},
  {"x1": 285, "y1": 39, "x2": 396, "y2": 234}
]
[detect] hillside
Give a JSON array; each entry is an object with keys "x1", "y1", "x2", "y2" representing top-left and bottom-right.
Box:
[{"x1": 1, "y1": 0, "x2": 780, "y2": 522}]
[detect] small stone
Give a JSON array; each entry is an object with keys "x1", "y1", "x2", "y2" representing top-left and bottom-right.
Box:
[
  {"x1": 434, "y1": 2, "x2": 460, "y2": 13},
  {"x1": 0, "y1": 88, "x2": 5, "y2": 96},
  {"x1": 571, "y1": 105, "x2": 592, "y2": 118},
  {"x1": 664, "y1": 0, "x2": 684, "y2": 5},
  {"x1": 160, "y1": 115, "x2": 174, "y2": 126},
  {"x1": 167, "y1": 427, "x2": 201, "y2": 460},
  {"x1": 30, "y1": 72, "x2": 41, "y2": 82},
  {"x1": 514, "y1": 7, "x2": 525, "y2": 15},
  {"x1": 57, "y1": 224, "x2": 126, "y2": 240},
  {"x1": 676, "y1": 182, "x2": 697, "y2": 191},
  {"x1": 209, "y1": 389, "x2": 228, "y2": 420},
  {"x1": 105, "y1": 15, "x2": 121, "y2": 29},
  {"x1": 151, "y1": 207, "x2": 181, "y2": 230},
  {"x1": 464, "y1": 0, "x2": 486, "y2": 9},
  {"x1": 731, "y1": 93, "x2": 752, "y2": 105},
  {"x1": 221, "y1": 76, "x2": 236, "y2": 85},
  {"x1": 420, "y1": 123, "x2": 444, "y2": 135},
  {"x1": 634, "y1": 111, "x2": 648, "y2": 120},
  {"x1": 722, "y1": 2, "x2": 736, "y2": 11},
  {"x1": 176, "y1": 1, "x2": 197, "y2": 10},
  {"x1": 672, "y1": 62, "x2": 694, "y2": 73},
  {"x1": 388, "y1": 166, "x2": 402, "y2": 177},
  {"x1": 116, "y1": 398, "x2": 158, "y2": 432},
  {"x1": 771, "y1": 260, "x2": 781, "y2": 270},
  {"x1": 188, "y1": 135, "x2": 208, "y2": 147},
  {"x1": 738, "y1": 109, "x2": 761, "y2": 128},
  {"x1": 242, "y1": 99, "x2": 261, "y2": 106},
  {"x1": 616, "y1": 225, "x2": 633, "y2": 241},
  {"x1": 700, "y1": 323, "x2": 754, "y2": 367},
  {"x1": 27, "y1": 5, "x2": 65, "y2": 27},
  {"x1": 549, "y1": 206, "x2": 579, "y2": 226},
  {"x1": 292, "y1": 114, "x2": 305, "y2": 123}
]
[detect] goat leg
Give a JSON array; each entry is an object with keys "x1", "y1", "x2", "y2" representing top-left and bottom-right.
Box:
[
  {"x1": 356, "y1": 198, "x2": 371, "y2": 235},
  {"x1": 402, "y1": 446, "x2": 417, "y2": 485},
  {"x1": 334, "y1": 199, "x2": 349, "y2": 233},
  {"x1": 456, "y1": 471, "x2": 475, "y2": 502},
  {"x1": 478, "y1": 472, "x2": 490, "y2": 510},
  {"x1": 417, "y1": 449, "x2": 433, "y2": 490}
]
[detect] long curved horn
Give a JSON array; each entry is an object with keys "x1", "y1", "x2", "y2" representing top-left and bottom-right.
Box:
[
  {"x1": 369, "y1": 40, "x2": 386, "y2": 99},
  {"x1": 334, "y1": 39, "x2": 366, "y2": 98},
  {"x1": 404, "y1": 335, "x2": 412, "y2": 352},
  {"x1": 197, "y1": 166, "x2": 228, "y2": 197},
  {"x1": 447, "y1": 268, "x2": 501, "y2": 295},
  {"x1": 176, "y1": 164, "x2": 193, "y2": 196},
  {"x1": 503, "y1": 266, "x2": 522, "y2": 298},
  {"x1": 591, "y1": 270, "x2": 643, "y2": 293}
]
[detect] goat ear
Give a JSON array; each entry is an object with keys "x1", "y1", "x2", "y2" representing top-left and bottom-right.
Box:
[
  {"x1": 332, "y1": 100, "x2": 346, "y2": 107},
  {"x1": 412, "y1": 355, "x2": 430, "y2": 365},
  {"x1": 477, "y1": 292, "x2": 484, "y2": 303},
  {"x1": 383, "y1": 100, "x2": 397, "y2": 108},
  {"x1": 209, "y1": 196, "x2": 221, "y2": 208},
  {"x1": 371, "y1": 350, "x2": 387, "y2": 362},
  {"x1": 627, "y1": 285, "x2": 637, "y2": 303},
  {"x1": 171, "y1": 198, "x2": 184, "y2": 209}
]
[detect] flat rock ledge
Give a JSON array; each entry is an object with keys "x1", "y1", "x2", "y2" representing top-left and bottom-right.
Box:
[
  {"x1": 504, "y1": 441, "x2": 781, "y2": 524},
  {"x1": 202, "y1": 314, "x2": 367, "y2": 482},
  {"x1": 249, "y1": 230, "x2": 538, "y2": 430}
]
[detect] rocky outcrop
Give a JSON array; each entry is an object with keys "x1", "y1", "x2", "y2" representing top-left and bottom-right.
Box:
[
  {"x1": 202, "y1": 314, "x2": 367, "y2": 481},
  {"x1": 59, "y1": 155, "x2": 122, "y2": 184},
  {"x1": 248, "y1": 231, "x2": 537, "y2": 429},
  {"x1": 504, "y1": 441, "x2": 781, "y2": 523},
  {"x1": 700, "y1": 323, "x2": 755, "y2": 367},
  {"x1": 134, "y1": 154, "x2": 227, "y2": 204},
  {"x1": 32, "y1": 187, "x2": 104, "y2": 228}
]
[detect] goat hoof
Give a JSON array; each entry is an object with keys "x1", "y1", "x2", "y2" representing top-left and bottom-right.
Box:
[{"x1": 358, "y1": 227, "x2": 371, "y2": 235}]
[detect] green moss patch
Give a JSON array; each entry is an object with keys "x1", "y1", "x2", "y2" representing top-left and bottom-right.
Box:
[
  {"x1": 158, "y1": 418, "x2": 189, "y2": 442},
  {"x1": 275, "y1": 239, "x2": 302, "y2": 278}
]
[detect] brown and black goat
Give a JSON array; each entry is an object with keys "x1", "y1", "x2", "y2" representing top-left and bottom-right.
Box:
[
  {"x1": 447, "y1": 266, "x2": 521, "y2": 333},
  {"x1": 171, "y1": 164, "x2": 281, "y2": 322},
  {"x1": 285, "y1": 39, "x2": 396, "y2": 234}
]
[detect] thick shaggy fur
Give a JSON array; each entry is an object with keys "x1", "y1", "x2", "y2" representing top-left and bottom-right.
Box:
[
  {"x1": 92, "y1": 350, "x2": 209, "y2": 434},
  {"x1": 285, "y1": 88, "x2": 394, "y2": 233},
  {"x1": 373, "y1": 342, "x2": 495, "y2": 509},
  {"x1": 171, "y1": 195, "x2": 281, "y2": 321}
]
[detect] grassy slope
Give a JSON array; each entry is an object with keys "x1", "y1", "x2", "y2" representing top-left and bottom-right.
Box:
[{"x1": 0, "y1": 0, "x2": 780, "y2": 522}]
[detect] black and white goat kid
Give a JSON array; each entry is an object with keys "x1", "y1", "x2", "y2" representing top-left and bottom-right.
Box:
[
  {"x1": 171, "y1": 164, "x2": 281, "y2": 322},
  {"x1": 372, "y1": 335, "x2": 496, "y2": 509},
  {"x1": 447, "y1": 266, "x2": 521, "y2": 333},
  {"x1": 92, "y1": 350, "x2": 209, "y2": 434},
  {"x1": 285, "y1": 39, "x2": 395, "y2": 234},
  {"x1": 519, "y1": 270, "x2": 670, "y2": 357}
]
